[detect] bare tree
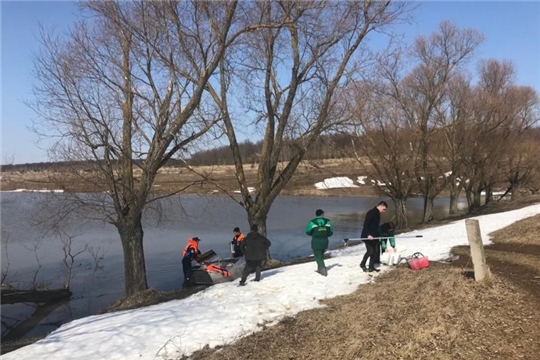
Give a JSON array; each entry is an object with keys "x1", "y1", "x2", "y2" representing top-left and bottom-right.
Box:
[
  {"x1": 1, "y1": 229, "x2": 11, "y2": 285},
  {"x1": 29, "y1": 1, "x2": 279, "y2": 296},
  {"x1": 379, "y1": 21, "x2": 484, "y2": 222},
  {"x1": 195, "y1": 0, "x2": 411, "y2": 235},
  {"x1": 499, "y1": 86, "x2": 540, "y2": 200},
  {"x1": 1, "y1": 153, "x2": 15, "y2": 167},
  {"x1": 88, "y1": 244, "x2": 109, "y2": 272},
  {"x1": 344, "y1": 79, "x2": 417, "y2": 229},
  {"x1": 21, "y1": 237, "x2": 44, "y2": 289},
  {"x1": 57, "y1": 230, "x2": 88, "y2": 289},
  {"x1": 433, "y1": 73, "x2": 473, "y2": 214},
  {"x1": 458, "y1": 60, "x2": 518, "y2": 211}
]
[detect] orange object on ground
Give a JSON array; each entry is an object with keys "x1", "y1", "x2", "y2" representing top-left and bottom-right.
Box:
[
  {"x1": 206, "y1": 264, "x2": 231, "y2": 277},
  {"x1": 408, "y1": 252, "x2": 429, "y2": 270}
]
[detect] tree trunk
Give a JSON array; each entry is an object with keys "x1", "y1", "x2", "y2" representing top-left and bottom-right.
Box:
[
  {"x1": 248, "y1": 211, "x2": 268, "y2": 237},
  {"x1": 449, "y1": 187, "x2": 460, "y2": 215},
  {"x1": 473, "y1": 190, "x2": 482, "y2": 209},
  {"x1": 247, "y1": 211, "x2": 271, "y2": 260},
  {"x1": 117, "y1": 214, "x2": 148, "y2": 297},
  {"x1": 469, "y1": 189, "x2": 482, "y2": 213},
  {"x1": 422, "y1": 196, "x2": 434, "y2": 223},
  {"x1": 465, "y1": 188, "x2": 473, "y2": 211},
  {"x1": 484, "y1": 185, "x2": 493, "y2": 205},
  {"x1": 511, "y1": 182, "x2": 522, "y2": 201},
  {"x1": 392, "y1": 197, "x2": 408, "y2": 229}
]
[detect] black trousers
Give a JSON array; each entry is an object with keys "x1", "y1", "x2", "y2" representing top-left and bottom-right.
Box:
[
  {"x1": 182, "y1": 258, "x2": 192, "y2": 283},
  {"x1": 373, "y1": 240, "x2": 381, "y2": 264},
  {"x1": 360, "y1": 240, "x2": 379, "y2": 270},
  {"x1": 240, "y1": 260, "x2": 263, "y2": 283}
]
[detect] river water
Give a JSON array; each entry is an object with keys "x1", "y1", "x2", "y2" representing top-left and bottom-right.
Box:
[{"x1": 0, "y1": 192, "x2": 466, "y2": 340}]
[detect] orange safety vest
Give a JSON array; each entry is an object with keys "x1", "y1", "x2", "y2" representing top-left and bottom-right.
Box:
[
  {"x1": 234, "y1": 233, "x2": 245, "y2": 243},
  {"x1": 231, "y1": 233, "x2": 245, "y2": 255},
  {"x1": 182, "y1": 238, "x2": 200, "y2": 258}
]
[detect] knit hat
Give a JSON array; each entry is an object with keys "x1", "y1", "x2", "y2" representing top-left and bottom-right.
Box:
[{"x1": 315, "y1": 209, "x2": 324, "y2": 216}]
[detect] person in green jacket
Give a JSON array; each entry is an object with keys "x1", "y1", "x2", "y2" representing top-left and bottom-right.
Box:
[
  {"x1": 379, "y1": 222, "x2": 396, "y2": 253},
  {"x1": 305, "y1": 209, "x2": 334, "y2": 277}
]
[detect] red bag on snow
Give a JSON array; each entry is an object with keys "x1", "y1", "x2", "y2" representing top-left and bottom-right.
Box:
[{"x1": 408, "y1": 252, "x2": 429, "y2": 270}]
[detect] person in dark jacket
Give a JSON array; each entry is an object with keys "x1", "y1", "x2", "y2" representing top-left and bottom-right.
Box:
[
  {"x1": 305, "y1": 209, "x2": 334, "y2": 276},
  {"x1": 230, "y1": 227, "x2": 245, "y2": 258},
  {"x1": 181, "y1": 237, "x2": 202, "y2": 287},
  {"x1": 238, "y1": 224, "x2": 271, "y2": 286},
  {"x1": 360, "y1": 201, "x2": 387, "y2": 273}
]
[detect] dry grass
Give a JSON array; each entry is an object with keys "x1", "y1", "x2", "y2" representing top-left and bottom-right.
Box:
[
  {"x1": 489, "y1": 214, "x2": 540, "y2": 245},
  {"x1": 4, "y1": 159, "x2": 537, "y2": 200},
  {"x1": 0, "y1": 159, "x2": 377, "y2": 197},
  {"x1": 187, "y1": 264, "x2": 539, "y2": 360},
  {"x1": 4, "y1": 156, "x2": 540, "y2": 199}
]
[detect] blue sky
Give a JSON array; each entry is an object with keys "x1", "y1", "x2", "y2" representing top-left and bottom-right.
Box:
[{"x1": 1, "y1": 1, "x2": 539, "y2": 165}]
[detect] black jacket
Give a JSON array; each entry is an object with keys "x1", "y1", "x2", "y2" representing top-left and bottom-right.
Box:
[
  {"x1": 361, "y1": 207, "x2": 381, "y2": 239},
  {"x1": 240, "y1": 231, "x2": 271, "y2": 261}
]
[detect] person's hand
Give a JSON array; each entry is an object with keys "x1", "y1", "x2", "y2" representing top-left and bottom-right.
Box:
[{"x1": 368, "y1": 235, "x2": 373, "y2": 240}]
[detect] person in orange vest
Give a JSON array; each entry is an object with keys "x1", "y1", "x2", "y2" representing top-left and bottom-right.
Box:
[
  {"x1": 181, "y1": 237, "x2": 202, "y2": 287},
  {"x1": 230, "y1": 227, "x2": 245, "y2": 258}
]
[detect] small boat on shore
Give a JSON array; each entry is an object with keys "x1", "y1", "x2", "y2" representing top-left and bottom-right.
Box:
[{"x1": 189, "y1": 250, "x2": 246, "y2": 286}]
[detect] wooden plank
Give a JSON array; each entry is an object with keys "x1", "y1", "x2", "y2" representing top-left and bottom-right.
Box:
[{"x1": 197, "y1": 250, "x2": 217, "y2": 263}]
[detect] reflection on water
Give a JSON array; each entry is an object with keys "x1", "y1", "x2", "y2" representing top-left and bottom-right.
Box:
[{"x1": 1, "y1": 193, "x2": 466, "y2": 340}]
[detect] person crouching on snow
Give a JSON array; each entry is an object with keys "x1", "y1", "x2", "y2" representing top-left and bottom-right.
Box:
[
  {"x1": 238, "y1": 224, "x2": 271, "y2": 286},
  {"x1": 305, "y1": 209, "x2": 334, "y2": 277},
  {"x1": 379, "y1": 222, "x2": 396, "y2": 254},
  {"x1": 181, "y1": 237, "x2": 202, "y2": 287}
]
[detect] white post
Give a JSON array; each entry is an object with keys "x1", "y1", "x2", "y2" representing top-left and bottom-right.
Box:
[{"x1": 465, "y1": 219, "x2": 490, "y2": 282}]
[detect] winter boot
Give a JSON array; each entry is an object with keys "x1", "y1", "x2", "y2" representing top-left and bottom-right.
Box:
[{"x1": 317, "y1": 267, "x2": 328, "y2": 277}]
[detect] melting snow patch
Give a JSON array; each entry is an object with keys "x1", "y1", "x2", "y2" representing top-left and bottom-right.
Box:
[
  {"x1": 4, "y1": 189, "x2": 65, "y2": 193},
  {"x1": 370, "y1": 179, "x2": 386, "y2": 186},
  {"x1": 357, "y1": 176, "x2": 367, "y2": 185},
  {"x1": 233, "y1": 187, "x2": 256, "y2": 194},
  {"x1": 314, "y1": 177, "x2": 358, "y2": 189}
]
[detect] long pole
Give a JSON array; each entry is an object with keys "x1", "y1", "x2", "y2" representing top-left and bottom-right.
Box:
[{"x1": 343, "y1": 235, "x2": 423, "y2": 241}]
